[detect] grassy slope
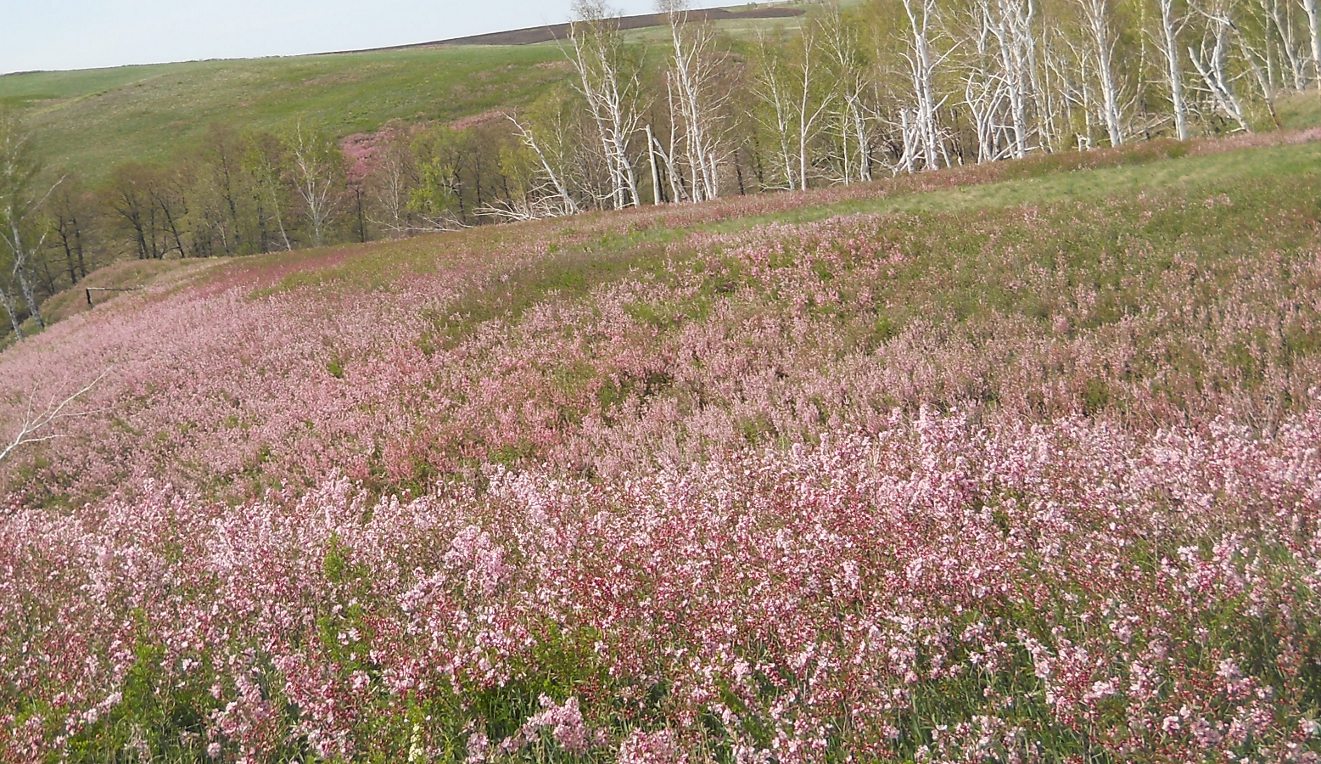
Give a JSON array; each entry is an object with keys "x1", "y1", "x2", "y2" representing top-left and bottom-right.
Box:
[
  {"x1": 0, "y1": 10, "x2": 808, "y2": 181},
  {"x1": 36, "y1": 128, "x2": 1321, "y2": 332},
  {"x1": 0, "y1": 0, "x2": 1311, "y2": 183},
  {"x1": 21, "y1": 130, "x2": 1318, "y2": 475},
  {"x1": 0, "y1": 45, "x2": 568, "y2": 178},
  {"x1": 249, "y1": 131, "x2": 1321, "y2": 290}
]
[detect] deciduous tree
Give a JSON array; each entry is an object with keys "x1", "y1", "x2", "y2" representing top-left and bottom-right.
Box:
[
  {"x1": 569, "y1": 0, "x2": 644, "y2": 209},
  {"x1": 0, "y1": 111, "x2": 60, "y2": 333},
  {"x1": 285, "y1": 125, "x2": 346, "y2": 247}
]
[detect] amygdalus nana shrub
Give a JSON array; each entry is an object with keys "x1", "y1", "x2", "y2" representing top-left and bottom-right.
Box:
[
  {"x1": 2, "y1": 405, "x2": 1320, "y2": 761},
  {"x1": 2, "y1": 135, "x2": 1321, "y2": 761}
]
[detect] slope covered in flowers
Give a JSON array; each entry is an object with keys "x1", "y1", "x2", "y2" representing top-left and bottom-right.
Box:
[{"x1": 2, "y1": 132, "x2": 1320, "y2": 761}]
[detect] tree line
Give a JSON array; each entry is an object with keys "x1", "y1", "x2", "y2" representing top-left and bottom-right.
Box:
[{"x1": 3, "y1": 0, "x2": 1314, "y2": 338}]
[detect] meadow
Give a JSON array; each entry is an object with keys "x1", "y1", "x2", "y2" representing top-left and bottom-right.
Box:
[
  {"x1": 0, "y1": 5, "x2": 810, "y2": 182},
  {"x1": 0, "y1": 45, "x2": 568, "y2": 180},
  {"x1": 1, "y1": 127, "x2": 1320, "y2": 761}
]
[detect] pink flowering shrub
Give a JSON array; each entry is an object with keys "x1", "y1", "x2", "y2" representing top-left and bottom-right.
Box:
[
  {"x1": 2, "y1": 407, "x2": 1320, "y2": 759},
  {"x1": 2, "y1": 147, "x2": 1318, "y2": 506},
  {"x1": 617, "y1": 729, "x2": 681, "y2": 763},
  {"x1": 1, "y1": 133, "x2": 1320, "y2": 759}
]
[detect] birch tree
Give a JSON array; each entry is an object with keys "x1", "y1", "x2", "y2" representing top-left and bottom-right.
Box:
[
  {"x1": 1077, "y1": 0, "x2": 1128, "y2": 145},
  {"x1": 569, "y1": 1, "x2": 643, "y2": 209},
  {"x1": 958, "y1": 0, "x2": 1010, "y2": 162},
  {"x1": 285, "y1": 124, "x2": 344, "y2": 247},
  {"x1": 993, "y1": 0, "x2": 1042, "y2": 157},
  {"x1": 957, "y1": 0, "x2": 1030, "y2": 162},
  {"x1": 1187, "y1": 0, "x2": 1253, "y2": 131},
  {"x1": 1153, "y1": 0, "x2": 1194, "y2": 138},
  {"x1": 1234, "y1": 3, "x2": 1287, "y2": 121},
  {"x1": 366, "y1": 131, "x2": 414, "y2": 236},
  {"x1": 899, "y1": 0, "x2": 949, "y2": 170},
  {"x1": 793, "y1": 28, "x2": 836, "y2": 189},
  {"x1": 245, "y1": 133, "x2": 294, "y2": 253},
  {"x1": 1253, "y1": 0, "x2": 1309, "y2": 89},
  {"x1": 483, "y1": 122, "x2": 576, "y2": 221},
  {"x1": 506, "y1": 88, "x2": 585, "y2": 218},
  {"x1": 819, "y1": 3, "x2": 875, "y2": 181},
  {"x1": 1302, "y1": 0, "x2": 1321, "y2": 86},
  {"x1": 752, "y1": 33, "x2": 801, "y2": 190},
  {"x1": 659, "y1": 0, "x2": 731, "y2": 201},
  {"x1": 1034, "y1": 25, "x2": 1075, "y2": 151},
  {"x1": 0, "y1": 111, "x2": 60, "y2": 333}
]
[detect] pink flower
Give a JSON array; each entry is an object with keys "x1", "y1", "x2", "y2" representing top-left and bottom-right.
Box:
[{"x1": 618, "y1": 729, "x2": 682, "y2": 763}]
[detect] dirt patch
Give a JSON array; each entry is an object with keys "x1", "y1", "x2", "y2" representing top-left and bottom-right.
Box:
[
  {"x1": 448, "y1": 109, "x2": 509, "y2": 132},
  {"x1": 340, "y1": 130, "x2": 393, "y2": 184},
  {"x1": 331, "y1": 5, "x2": 806, "y2": 53}
]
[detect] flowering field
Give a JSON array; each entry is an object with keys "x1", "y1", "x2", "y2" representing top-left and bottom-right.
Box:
[{"x1": 2, "y1": 134, "x2": 1321, "y2": 761}]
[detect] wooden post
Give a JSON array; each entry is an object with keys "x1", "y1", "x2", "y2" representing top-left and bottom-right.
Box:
[{"x1": 86, "y1": 286, "x2": 145, "y2": 308}]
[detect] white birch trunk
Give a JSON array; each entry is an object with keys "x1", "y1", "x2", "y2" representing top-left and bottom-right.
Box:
[
  {"x1": 568, "y1": 12, "x2": 642, "y2": 209},
  {"x1": 754, "y1": 35, "x2": 800, "y2": 190},
  {"x1": 645, "y1": 124, "x2": 663, "y2": 205},
  {"x1": 1188, "y1": 9, "x2": 1251, "y2": 131},
  {"x1": 1302, "y1": 0, "x2": 1321, "y2": 87},
  {"x1": 901, "y1": 0, "x2": 945, "y2": 170},
  {"x1": 1156, "y1": 0, "x2": 1192, "y2": 139},
  {"x1": 510, "y1": 116, "x2": 579, "y2": 216},
  {"x1": 1080, "y1": 0, "x2": 1126, "y2": 145}
]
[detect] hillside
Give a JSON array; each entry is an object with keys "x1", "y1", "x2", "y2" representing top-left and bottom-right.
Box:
[
  {"x1": 0, "y1": 46, "x2": 568, "y2": 179},
  {"x1": 0, "y1": 4, "x2": 805, "y2": 181},
  {"x1": 404, "y1": 5, "x2": 805, "y2": 47},
  {"x1": 4, "y1": 0, "x2": 1318, "y2": 357},
  {"x1": 2, "y1": 129, "x2": 1320, "y2": 758},
  {"x1": 13, "y1": 128, "x2": 1321, "y2": 499}
]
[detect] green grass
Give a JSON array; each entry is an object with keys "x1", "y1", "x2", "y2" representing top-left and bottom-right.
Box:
[
  {"x1": 0, "y1": 44, "x2": 568, "y2": 180},
  {"x1": 0, "y1": 5, "x2": 818, "y2": 183},
  {"x1": 2, "y1": 3, "x2": 1317, "y2": 186},
  {"x1": 1278, "y1": 89, "x2": 1321, "y2": 129},
  {"x1": 620, "y1": 15, "x2": 805, "y2": 44},
  {"x1": 711, "y1": 137, "x2": 1321, "y2": 230}
]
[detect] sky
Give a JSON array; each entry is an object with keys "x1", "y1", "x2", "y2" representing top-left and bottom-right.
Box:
[{"x1": 0, "y1": 0, "x2": 754, "y2": 75}]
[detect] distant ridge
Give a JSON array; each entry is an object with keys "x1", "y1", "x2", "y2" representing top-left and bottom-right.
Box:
[{"x1": 344, "y1": 6, "x2": 806, "y2": 52}]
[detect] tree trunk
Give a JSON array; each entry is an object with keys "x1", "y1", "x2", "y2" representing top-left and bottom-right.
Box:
[
  {"x1": 7, "y1": 221, "x2": 44, "y2": 329},
  {"x1": 646, "y1": 124, "x2": 663, "y2": 205},
  {"x1": 1303, "y1": 0, "x2": 1321, "y2": 87},
  {"x1": 1158, "y1": 0, "x2": 1190, "y2": 140},
  {"x1": 0, "y1": 285, "x2": 23, "y2": 339},
  {"x1": 1083, "y1": 0, "x2": 1125, "y2": 146}
]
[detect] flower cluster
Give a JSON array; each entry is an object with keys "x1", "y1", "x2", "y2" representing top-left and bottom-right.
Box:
[{"x1": 2, "y1": 405, "x2": 1319, "y2": 759}]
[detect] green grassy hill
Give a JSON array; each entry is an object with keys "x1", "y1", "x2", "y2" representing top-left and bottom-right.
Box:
[
  {"x1": 0, "y1": 46, "x2": 567, "y2": 179},
  {"x1": 0, "y1": 6, "x2": 808, "y2": 181}
]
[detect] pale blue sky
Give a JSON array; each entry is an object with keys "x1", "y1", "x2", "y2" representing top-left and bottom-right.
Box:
[{"x1": 0, "y1": 1, "x2": 752, "y2": 74}]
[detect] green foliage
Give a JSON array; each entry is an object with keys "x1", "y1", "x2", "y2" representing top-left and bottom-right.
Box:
[
  {"x1": 62, "y1": 626, "x2": 219, "y2": 761},
  {"x1": 406, "y1": 127, "x2": 464, "y2": 221},
  {"x1": 326, "y1": 355, "x2": 346, "y2": 379}
]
